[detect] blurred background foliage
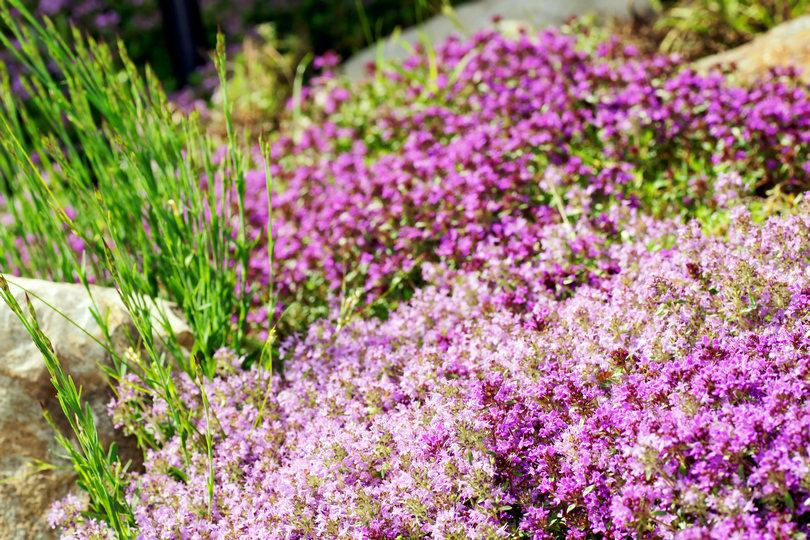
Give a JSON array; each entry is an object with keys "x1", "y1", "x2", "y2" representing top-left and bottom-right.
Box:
[
  {"x1": 613, "y1": 0, "x2": 810, "y2": 59},
  {"x1": 1, "y1": 0, "x2": 471, "y2": 140},
  {"x1": 3, "y1": 0, "x2": 467, "y2": 93},
  {"x1": 2, "y1": 0, "x2": 810, "y2": 141},
  {"x1": 655, "y1": 0, "x2": 810, "y2": 54}
]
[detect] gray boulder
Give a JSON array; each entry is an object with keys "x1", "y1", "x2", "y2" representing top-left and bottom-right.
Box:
[
  {"x1": 0, "y1": 276, "x2": 191, "y2": 540},
  {"x1": 342, "y1": 0, "x2": 655, "y2": 80}
]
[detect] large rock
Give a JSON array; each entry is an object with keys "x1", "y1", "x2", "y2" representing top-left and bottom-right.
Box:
[
  {"x1": 0, "y1": 277, "x2": 192, "y2": 540},
  {"x1": 694, "y1": 16, "x2": 810, "y2": 84},
  {"x1": 342, "y1": 0, "x2": 654, "y2": 80}
]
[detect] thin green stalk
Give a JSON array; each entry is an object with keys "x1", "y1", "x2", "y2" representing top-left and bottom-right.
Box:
[
  {"x1": 0, "y1": 459, "x2": 71, "y2": 485},
  {"x1": 260, "y1": 137, "x2": 276, "y2": 365},
  {"x1": 355, "y1": 0, "x2": 375, "y2": 47},
  {"x1": 195, "y1": 362, "x2": 215, "y2": 520},
  {"x1": 292, "y1": 52, "x2": 313, "y2": 127},
  {"x1": 547, "y1": 177, "x2": 571, "y2": 230}
]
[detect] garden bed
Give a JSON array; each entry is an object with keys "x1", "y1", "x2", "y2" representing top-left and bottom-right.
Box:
[{"x1": 1, "y1": 1, "x2": 810, "y2": 538}]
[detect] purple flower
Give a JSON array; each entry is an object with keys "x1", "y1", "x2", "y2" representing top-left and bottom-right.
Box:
[
  {"x1": 54, "y1": 208, "x2": 810, "y2": 539},
  {"x1": 314, "y1": 50, "x2": 340, "y2": 70}
]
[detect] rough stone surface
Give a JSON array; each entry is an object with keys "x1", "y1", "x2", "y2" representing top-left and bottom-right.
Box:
[
  {"x1": 342, "y1": 0, "x2": 654, "y2": 80},
  {"x1": 0, "y1": 277, "x2": 192, "y2": 540},
  {"x1": 694, "y1": 15, "x2": 810, "y2": 84}
]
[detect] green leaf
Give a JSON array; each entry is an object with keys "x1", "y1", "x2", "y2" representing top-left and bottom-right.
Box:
[
  {"x1": 167, "y1": 466, "x2": 188, "y2": 484},
  {"x1": 107, "y1": 442, "x2": 119, "y2": 465}
]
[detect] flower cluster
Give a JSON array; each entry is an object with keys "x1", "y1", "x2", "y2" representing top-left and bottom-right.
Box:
[
  {"x1": 236, "y1": 26, "x2": 810, "y2": 325},
  {"x1": 53, "y1": 204, "x2": 810, "y2": 539}
]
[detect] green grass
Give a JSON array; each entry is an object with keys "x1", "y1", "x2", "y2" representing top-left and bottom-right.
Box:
[
  {"x1": 0, "y1": 0, "x2": 265, "y2": 374},
  {"x1": 0, "y1": 0, "x2": 277, "y2": 532}
]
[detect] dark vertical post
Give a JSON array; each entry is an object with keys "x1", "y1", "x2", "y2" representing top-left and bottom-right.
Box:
[{"x1": 158, "y1": 0, "x2": 208, "y2": 88}]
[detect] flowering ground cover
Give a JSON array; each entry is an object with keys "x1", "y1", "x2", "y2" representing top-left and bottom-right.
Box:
[
  {"x1": 2, "y1": 2, "x2": 810, "y2": 539},
  {"x1": 238, "y1": 26, "x2": 810, "y2": 332},
  {"x1": 53, "y1": 205, "x2": 810, "y2": 539}
]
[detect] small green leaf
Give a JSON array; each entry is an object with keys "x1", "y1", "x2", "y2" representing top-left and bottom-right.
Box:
[
  {"x1": 583, "y1": 484, "x2": 595, "y2": 496},
  {"x1": 107, "y1": 442, "x2": 119, "y2": 464},
  {"x1": 167, "y1": 466, "x2": 188, "y2": 484},
  {"x1": 785, "y1": 491, "x2": 795, "y2": 511},
  {"x1": 567, "y1": 503, "x2": 577, "y2": 513}
]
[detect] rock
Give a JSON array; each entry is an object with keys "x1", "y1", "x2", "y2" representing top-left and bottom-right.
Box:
[
  {"x1": 694, "y1": 16, "x2": 810, "y2": 85},
  {"x1": 341, "y1": 0, "x2": 655, "y2": 80},
  {"x1": 0, "y1": 276, "x2": 192, "y2": 540}
]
